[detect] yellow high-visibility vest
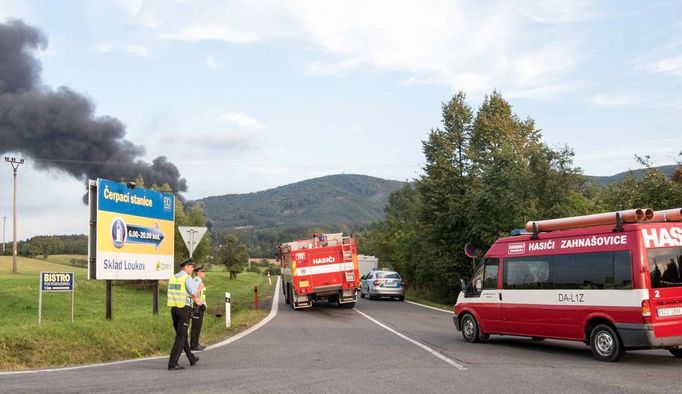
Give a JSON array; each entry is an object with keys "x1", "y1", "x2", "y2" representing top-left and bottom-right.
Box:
[{"x1": 167, "y1": 273, "x2": 189, "y2": 308}]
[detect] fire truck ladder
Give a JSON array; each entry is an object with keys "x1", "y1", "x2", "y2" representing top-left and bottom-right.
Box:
[{"x1": 341, "y1": 236, "x2": 353, "y2": 262}]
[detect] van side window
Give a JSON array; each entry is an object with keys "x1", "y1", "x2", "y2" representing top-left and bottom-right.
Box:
[
  {"x1": 504, "y1": 251, "x2": 632, "y2": 290},
  {"x1": 556, "y1": 251, "x2": 632, "y2": 289},
  {"x1": 614, "y1": 251, "x2": 633, "y2": 289},
  {"x1": 483, "y1": 259, "x2": 499, "y2": 289},
  {"x1": 504, "y1": 257, "x2": 552, "y2": 289}
]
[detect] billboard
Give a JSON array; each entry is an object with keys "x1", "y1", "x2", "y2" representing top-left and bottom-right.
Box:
[{"x1": 93, "y1": 179, "x2": 175, "y2": 280}]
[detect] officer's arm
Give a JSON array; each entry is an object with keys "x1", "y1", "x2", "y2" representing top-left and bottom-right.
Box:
[{"x1": 186, "y1": 278, "x2": 204, "y2": 306}]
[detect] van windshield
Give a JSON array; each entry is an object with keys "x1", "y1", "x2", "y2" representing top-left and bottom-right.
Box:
[{"x1": 648, "y1": 247, "x2": 682, "y2": 288}]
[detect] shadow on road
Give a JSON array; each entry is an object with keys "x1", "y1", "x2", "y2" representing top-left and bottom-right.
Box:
[{"x1": 459, "y1": 336, "x2": 682, "y2": 365}]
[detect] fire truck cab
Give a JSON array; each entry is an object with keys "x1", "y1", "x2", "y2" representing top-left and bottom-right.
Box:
[{"x1": 277, "y1": 233, "x2": 359, "y2": 309}]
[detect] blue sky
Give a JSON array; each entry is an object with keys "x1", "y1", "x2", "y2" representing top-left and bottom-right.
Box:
[{"x1": 1, "y1": 0, "x2": 681, "y2": 238}]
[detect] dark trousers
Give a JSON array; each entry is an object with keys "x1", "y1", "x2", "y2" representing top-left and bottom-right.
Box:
[
  {"x1": 190, "y1": 307, "x2": 205, "y2": 348},
  {"x1": 169, "y1": 306, "x2": 196, "y2": 368}
]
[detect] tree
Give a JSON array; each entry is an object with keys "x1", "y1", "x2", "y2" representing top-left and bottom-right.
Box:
[
  {"x1": 362, "y1": 90, "x2": 589, "y2": 303},
  {"x1": 217, "y1": 234, "x2": 249, "y2": 279},
  {"x1": 598, "y1": 155, "x2": 682, "y2": 210}
]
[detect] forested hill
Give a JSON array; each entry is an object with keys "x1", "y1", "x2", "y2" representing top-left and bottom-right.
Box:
[
  {"x1": 198, "y1": 174, "x2": 406, "y2": 230},
  {"x1": 587, "y1": 165, "x2": 676, "y2": 186}
]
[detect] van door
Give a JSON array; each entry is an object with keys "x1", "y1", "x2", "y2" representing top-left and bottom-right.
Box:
[
  {"x1": 501, "y1": 256, "x2": 552, "y2": 337},
  {"x1": 646, "y1": 245, "x2": 682, "y2": 338},
  {"x1": 469, "y1": 258, "x2": 502, "y2": 334}
]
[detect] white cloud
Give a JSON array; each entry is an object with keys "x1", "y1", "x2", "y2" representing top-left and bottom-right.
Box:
[
  {"x1": 648, "y1": 55, "x2": 682, "y2": 76},
  {"x1": 161, "y1": 25, "x2": 262, "y2": 43},
  {"x1": 93, "y1": 43, "x2": 113, "y2": 54},
  {"x1": 116, "y1": 0, "x2": 596, "y2": 98},
  {"x1": 126, "y1": 45, "x2": 149, "y2": 57},
  {"x1": 168, "y1": 131, "x2": 254, "y2": 150},
  {"x1": 219, "y1": 111, "x2": 266, "y2": 129},
  {"x1": 590, "y1": 93, "x2": 638, "y2": 107},
  {"x1": 204, "y1": 55, "x2": 220, "y2": 68}
]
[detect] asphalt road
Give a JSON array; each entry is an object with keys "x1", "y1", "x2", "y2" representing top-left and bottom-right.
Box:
[{"x1": 2, "y1": 283, "x2": 682, "y2": 393}]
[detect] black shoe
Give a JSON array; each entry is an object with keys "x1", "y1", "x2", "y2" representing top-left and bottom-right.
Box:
[
  {"x1": 190, "y1": 357, "x2": 199, "y2": 366},
  {"x1": 168, "y1": 364, "x2": 185, "y2": 371},
  {"x1": 191, "y1": 345, "x2": 206, "y2": 351}
]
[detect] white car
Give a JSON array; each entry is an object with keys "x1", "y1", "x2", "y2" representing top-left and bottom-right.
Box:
[{"x1": 360, "y1": 270, "x2": 405, "y2": 301}]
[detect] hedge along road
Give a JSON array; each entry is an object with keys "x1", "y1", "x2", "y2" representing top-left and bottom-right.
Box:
[{"x1": 1, "y1": 280, "x2": 681, "y2": 394}]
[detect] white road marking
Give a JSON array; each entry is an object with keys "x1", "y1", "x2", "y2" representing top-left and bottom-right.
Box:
[
  {"x1": 0, "y1": 277, "x2": 281, "y2": 376},
  {"x1": 355, "y1": 309, "x2": 467, "y2": 371},
  {"x1": 405, "y1": 300, "x2": 452, "y2": 314}
]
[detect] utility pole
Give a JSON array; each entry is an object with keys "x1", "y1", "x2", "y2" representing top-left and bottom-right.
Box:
[
  {"x1": 5, "y1": 157, "x2": 24, "y2": 274},
  {"x1": 2, "y1": 215, "x2": 6, "y2": 254}
]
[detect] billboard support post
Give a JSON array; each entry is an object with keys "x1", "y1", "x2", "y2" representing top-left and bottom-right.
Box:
[
  {"x1": 88, "y1": 180, "x2": 98, "y2": 280},
  {"x1": 152, "y1": 281, "x2": 159, "y2": 316},
  {"x1": 106, "y1": 280, "x2": 112, "y2": 320}
]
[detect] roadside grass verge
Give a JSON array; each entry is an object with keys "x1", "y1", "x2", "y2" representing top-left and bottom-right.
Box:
[
  {"x1": 405, "y1": 289, "x2": 452, "y2": 311},
  {"x1": 0, "y1": 256, "x2": 275, "y2": 370}
]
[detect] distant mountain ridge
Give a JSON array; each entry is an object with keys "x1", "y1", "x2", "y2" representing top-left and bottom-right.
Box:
[
  {"x1": 198, "y1": 174, "x2": 406, "y2": 230},
  {"x1": 198, "y1": 166, "x2": 678, "y2": 231},
  {"x1": 586, "y1": 165, "x2": 676, "y2": 186}
]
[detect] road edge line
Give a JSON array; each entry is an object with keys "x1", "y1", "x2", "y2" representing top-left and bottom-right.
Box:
[
  {"x1": 405, "y1": 300, "x2": 452, "y2": 314},
  {"x1": 0, "y1": 276, "x2": 281, "y2": 376},
  {"x1": 355, "y1": 309, "x2": 466, "y2": 371}
]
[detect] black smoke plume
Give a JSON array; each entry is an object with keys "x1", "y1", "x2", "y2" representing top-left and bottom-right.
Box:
[{"x1": 0, "y1": 20, "x2": 188, "y2": 201}]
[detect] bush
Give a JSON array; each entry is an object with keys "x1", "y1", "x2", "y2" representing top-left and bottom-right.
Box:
[
  {"x1": 255, "y1": 259, "x2": 270, "y2": 267},
  {"x1": 267, "y1": 265, "x2": 282, "y2": 276},
  {"x1": 70, "y1": 258, "x2": 88, "y2": 268},
  {"x1": 246, "y1": 265, "x2": 261, "y2": 274}
]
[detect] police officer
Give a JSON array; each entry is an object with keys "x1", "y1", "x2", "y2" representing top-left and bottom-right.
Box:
[
  {"x1": 167, "y1": 258, "x2": 204, "y2": 371},
  {"x1": 190, "y1": 266, "x2": 207, "y2": 351}
]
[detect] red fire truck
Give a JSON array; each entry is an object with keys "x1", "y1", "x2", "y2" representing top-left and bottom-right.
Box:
[
  {"x1": 278, "y1": 233, "x2": 359, "y2": 309},
  {"x1": 454, "y1": 208, "x2": 682, "y2": 361}
]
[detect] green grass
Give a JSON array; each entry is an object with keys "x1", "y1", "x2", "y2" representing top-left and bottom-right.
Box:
[
  {"x1": 43, "y1": 254, "x2": 86, "y2": 267},
  {"x1": 405, "y1": 289, "x2": 452, "y2": 311},
  {"x1": 0, "y1": 256, "x2": 275, "y2": 370}
]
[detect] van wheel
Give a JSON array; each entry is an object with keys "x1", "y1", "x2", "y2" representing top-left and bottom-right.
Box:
[
  {"x1": 669, "y1": 349, "x2": 682, "y2": 358},
  {"x1": 461, "y1": 314, "x2": 481, "y2": 343},
  {"x1": 589, "y1": 324, "x2": 624, "y2": 362}
]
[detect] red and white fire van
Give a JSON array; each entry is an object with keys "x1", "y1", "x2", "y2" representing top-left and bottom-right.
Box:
[
  {"x1": 454, "y1": 208, "x2": 682, "y2": 361},
  {"x1": 277, "y1": 233, "x2": 359, "y2": 309}
]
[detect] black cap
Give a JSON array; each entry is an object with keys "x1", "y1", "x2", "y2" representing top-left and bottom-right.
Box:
[
  {"x1": 179, "y1": 258, "x2": 194, "y2": 268},
  {"x1": 195, "y1": 266, "x2": 206, "y2": 273}
]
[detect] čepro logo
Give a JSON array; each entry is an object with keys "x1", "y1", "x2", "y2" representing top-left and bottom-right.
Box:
[{"x1": 111, "y1": 218, "x2": 127, "y2": 248}]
